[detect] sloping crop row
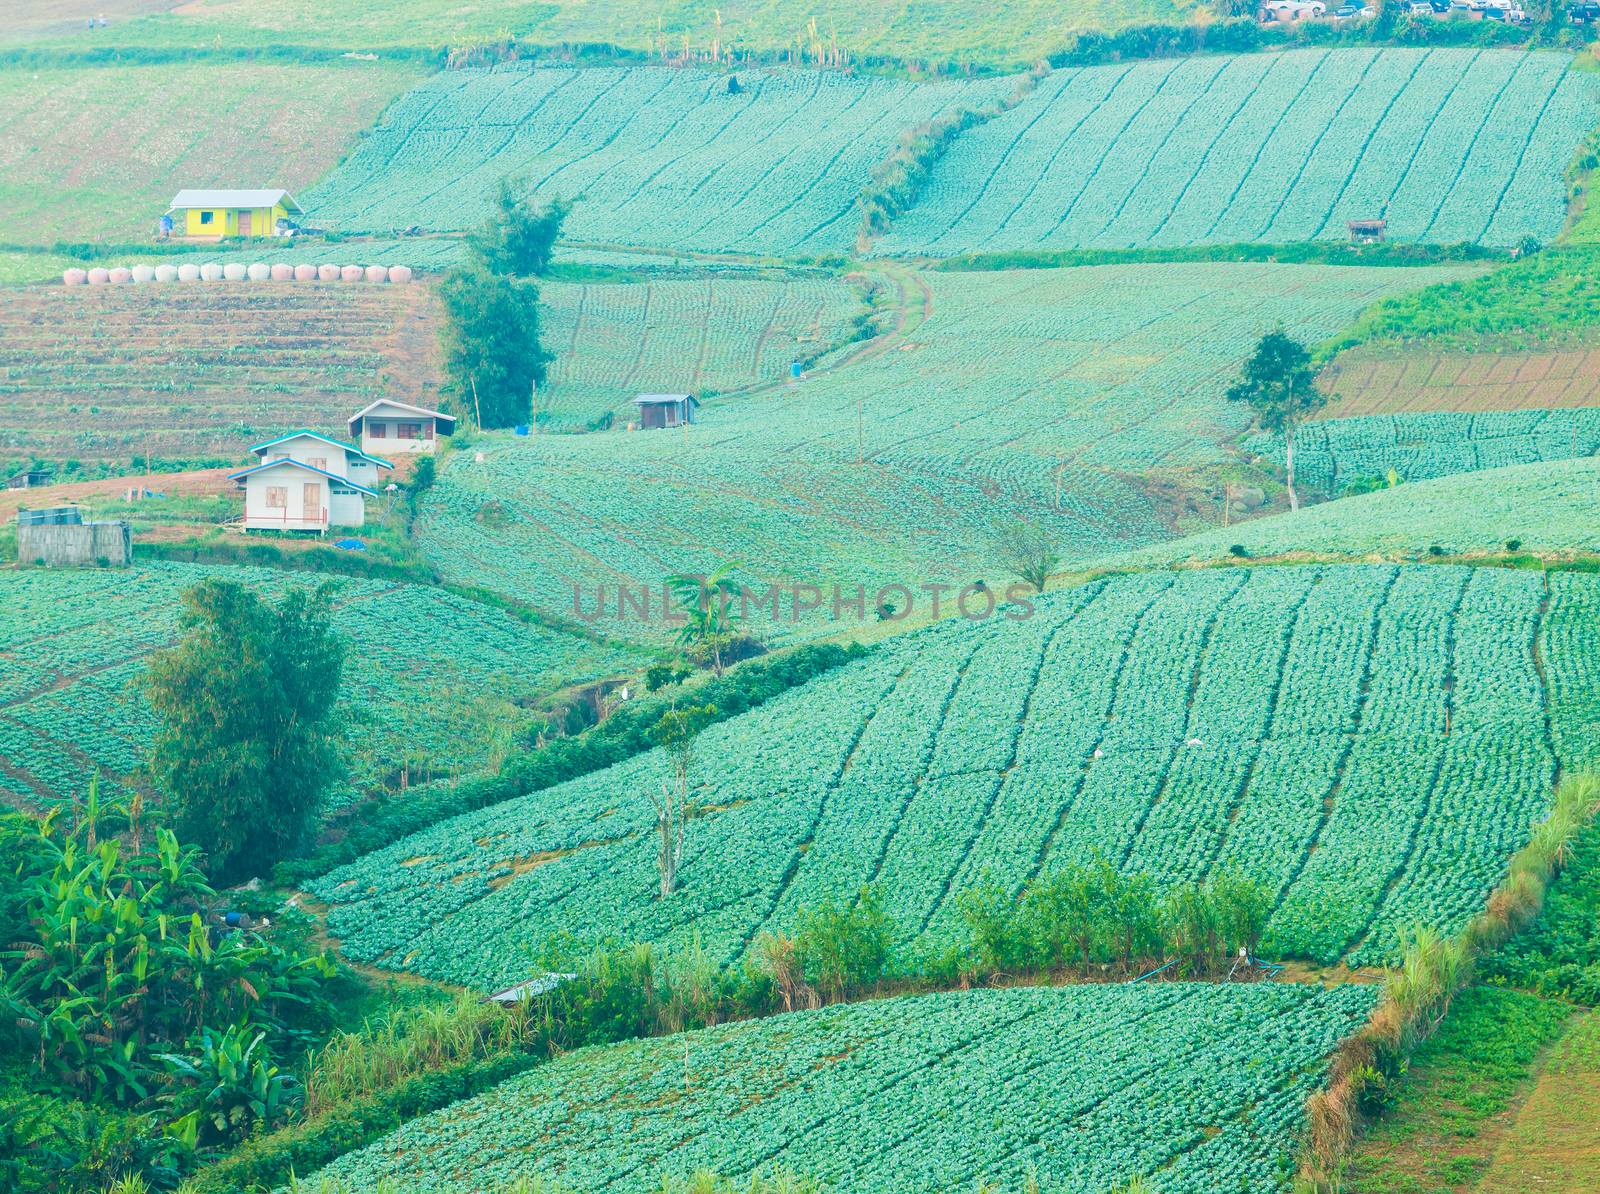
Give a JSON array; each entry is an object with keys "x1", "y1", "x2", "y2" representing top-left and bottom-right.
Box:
[
  {"x1": 0, "y1": 564, "x2": 635, "y2": 810},
  {"x1": 304, "y1": 65, "x2": 1011, "y2": 254},
  {"x1": 1256, "y1": 408, "x2": 1600, "y2": 494},
  {"x1": 539, "y1": 274, "x2": 864, "y2": 425},
  {"x1": 414, "y1": 263, "x2": 1455, "y2": 643},
  {"x1": 1092, "y1": 455, "x2": 1600, "y2": 569},
  {"x1": 311, "y1": 983, "x2": 1376, "y2": 1194},
  {"x1": 314, "y1": 563, "x2": 1584, "y2": 988},
  {"x1": 877, "y1": 49, "x2": 1599, "y2": 255}
]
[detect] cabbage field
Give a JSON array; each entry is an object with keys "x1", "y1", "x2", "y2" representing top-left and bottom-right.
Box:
[
  {"x1": 878, "y1": 49, "x2": 1599, "y2": 254},
  {"x1": 540, "y1": 273, "x2": 865, "y2": 425},
  {"x1": 1094, "y1": 456, "x2": 1600, "y2": 569},
  {"x1": 313, "y1": 563, "x2": 1586, "y2": 986},
  {"x1": 0, "y1": 564, "x2": 636, "y2": 811},
  {"x1": 0, "y1": 283, "x2": 431, "y2": 460},
  {"x1": 1259, "y1": 408, "x2": 1600, "y2": 495},
  {"x1": 311, "y1": 983, "x2": 1375, "y2": 1194},
  {"x1": 416, "y1": 262, "x2": 1458, "y2": 641},
  {"x1": 304, "y1": 65, "x2": 1012, "y2": 253}
]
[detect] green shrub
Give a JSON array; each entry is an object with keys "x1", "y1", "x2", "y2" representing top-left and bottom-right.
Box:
[{"x1": 275, "y1": 642, "x2": 866, "y2": 885}]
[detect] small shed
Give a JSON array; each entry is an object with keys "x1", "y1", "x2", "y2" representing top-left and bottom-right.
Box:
[
  {"x1": 166, "y1": 189, "x2": 302, "y2": 239},
  {"x1": 634, "y1": 393, "x2": 699, "y2": 430},
  {"x1": 5, "y1": 467, "x2": 52, "y2": 490},
  {"x1": 348, "y1": 399, "x2": 457, "y2": 455},
  {"x1": 1347, "y1": 218, "x2": 1387, "y2": 243},
  {"x1": 16, "y1": 508, "x2": 131, "y2": 567}
]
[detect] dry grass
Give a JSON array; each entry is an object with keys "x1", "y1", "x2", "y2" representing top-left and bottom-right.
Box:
[{"x1": 1299, "y1": 773, "x2": 1600, "y2": 1188}]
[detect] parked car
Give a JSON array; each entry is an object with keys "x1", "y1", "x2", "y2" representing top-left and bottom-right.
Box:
[
  {"x1": 1409, "y1": 0, "x2": 1434, "y2": 12},
  {"x1": 1484, "y1": 3, "x2": 1530, "y2": 19},
  {"x1": 1429, "y1": 0, "x2": 1451, "y2": 10},
  {"x1": 1572, "y1": 0, "x2": 1600, "y2": 19},
  {"x1": 1262, "y1": 0, "x2": 1326, "y2": 18},
  {"x1": 1262, "y1": 0, "x2": 1326, "y2": 17}
]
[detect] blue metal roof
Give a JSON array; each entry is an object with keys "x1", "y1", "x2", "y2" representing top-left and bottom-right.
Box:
[
  {"x1": 248, "y1": 430, "x2": 393, "y2": 470},
  {"x1": 228, "y1": 457, "x2": 381, "y2": 498}
]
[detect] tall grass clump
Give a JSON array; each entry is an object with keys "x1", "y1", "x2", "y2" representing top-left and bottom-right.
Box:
[
  {"x1": 855, "y1": 68, "x2": 1044, "y2": 249},
  {"x1": 1299, "y1": 773, "x2": 1600, "y2": 1188}
]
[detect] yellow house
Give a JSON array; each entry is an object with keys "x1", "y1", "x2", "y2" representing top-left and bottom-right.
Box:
[{"x1": 165, "y1": 189, "x2": 303, "y2": 239}]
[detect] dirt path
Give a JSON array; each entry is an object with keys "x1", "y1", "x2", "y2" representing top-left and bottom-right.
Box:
[{"x1": 0, "y1": 469, "x2": 232, "y2": 520}]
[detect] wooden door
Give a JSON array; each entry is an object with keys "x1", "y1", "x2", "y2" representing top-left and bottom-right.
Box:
[
  {"x1": 237, "y1": 210, "x2": 253, "y2": 236},
  {"x1": 303, "y1": 483, "x2": 321, "y2": 524}
]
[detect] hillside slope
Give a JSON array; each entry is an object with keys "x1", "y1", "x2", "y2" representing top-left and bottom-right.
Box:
[
  {"x1": 0, "y1": 563, "x2": 637, "y2": 811},
  {"x1": 877, "y1": 48, "x2": 1599, "y2": 254},
  {"x1": 311, "y1": 982, "x2": 1375, "y2": 1194},
  {"x1": 413, "y1": 262, "x2": 1461, "y2": 641},
  {"x1": 0, "y1": 62, "x2": 421, "y2": 245},
  {"x1": 314, "y1": 564, "x2": 1593, "y2": 987},
  {"x1": 1092, "y1": 456, "x2": 1600, "y2": 567},
  {"x1": 304, "y1": 65, "x2": 1013, "y2": 253}
]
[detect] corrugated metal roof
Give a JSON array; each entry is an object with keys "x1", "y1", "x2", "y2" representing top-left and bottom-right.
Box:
[
  {"x1": 634, "y1": 393, "x2": 699, "y2": 405},
  {"x1": 228, "y1": 457, "x2": 381, "y2": 498},
  {"x1": 348, "y1": 399, "x2": 457, "y2": 432},
  {"x1": 249, "y1": 430, "x2": 392, "y2": 469},
  {"x1": 168, "y1": 189, "x2": 301, "y2": 211}
]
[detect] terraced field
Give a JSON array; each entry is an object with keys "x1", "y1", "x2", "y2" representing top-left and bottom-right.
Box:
[
  {"x1": 540, "y1": 273, "x2": 865, "y2": 425},
  {"x1": 0, "y1": 62, "x2": 421, "y2": 244},
  {"x1": 0, "y1": 283, "x2": 436, "y2": 461},
  {"x1": 1255, "y1": 409, "x2": 1600, "y2": 495},
  {"x1": 1318, "y1": 343, "x2": 1600, "y2": 419},
  {"x1": 0, "y1": 564, "x2": 637, "y2": 811},
  {"x1": 415, "y1": 262, "x2": 1460, "y2": 641},
  {"x1": 1096, "y1": 456, "x2": 1600, "y2": 568},
  {"x1": 879, "y1": 49, "x2": 1599, "y2": 255},
  {"x1": 315, "y1": 564, "x2": 1591, "y2": 986},
  {"x1": 304, "y1": 65, "x2": 1013, "y2": 253},
  {"x1": 312, "y1": 983, "x2": 1375, "y2": 1194}
]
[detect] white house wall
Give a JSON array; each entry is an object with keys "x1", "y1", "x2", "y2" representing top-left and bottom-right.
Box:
[
  {"x1": 361, "y1": 419, "x2": 437, "y2": 455},
  {"x1": 241, "y1": 469, "x2": 330, "y2": 532},
  {"x1": 329, "y1": 491, "x2": 367, "y2": 528}
]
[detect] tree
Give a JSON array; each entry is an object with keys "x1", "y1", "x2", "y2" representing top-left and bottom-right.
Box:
[
  {"x1": 144, "y1": 579, "x2": 345, "y2": 882},
  {"x1": 997, "y1": 519, "x2": 1060, "y2": 594},
  {"x1": 1, "y1": 785, "x2": 333, "y2": 1122},
  {"x1": 647, "y1": 703, "x2": 716, "y2": 898},
  {"x1": 668, "y1": 562, "x2": 744, "y2": 678},
  {"x1": 437, "y1": 261, "x2": 551, "y2": 430},
  {"x1": 466, "y1": 180, "x2": 569, "y2": 277},
  {"x1": 1226, "y1": 331, "x2": 1321, "y2": 512}
]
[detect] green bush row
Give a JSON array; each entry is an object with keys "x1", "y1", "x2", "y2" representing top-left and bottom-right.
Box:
[
  {"x1": 274, "y1": 641, "x2": 867, "y2": 885},
  {"x1": 1048, "y1": 12, "x2": 1568, "y2": 69},
  {"x1": 935, "y1": 240, "x2": 1504, "y2": 274}
]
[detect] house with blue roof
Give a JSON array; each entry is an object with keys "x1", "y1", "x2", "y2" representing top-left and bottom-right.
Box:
[{"x1": 229, "y1": 431, "x2": 392, "y2": 532}]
